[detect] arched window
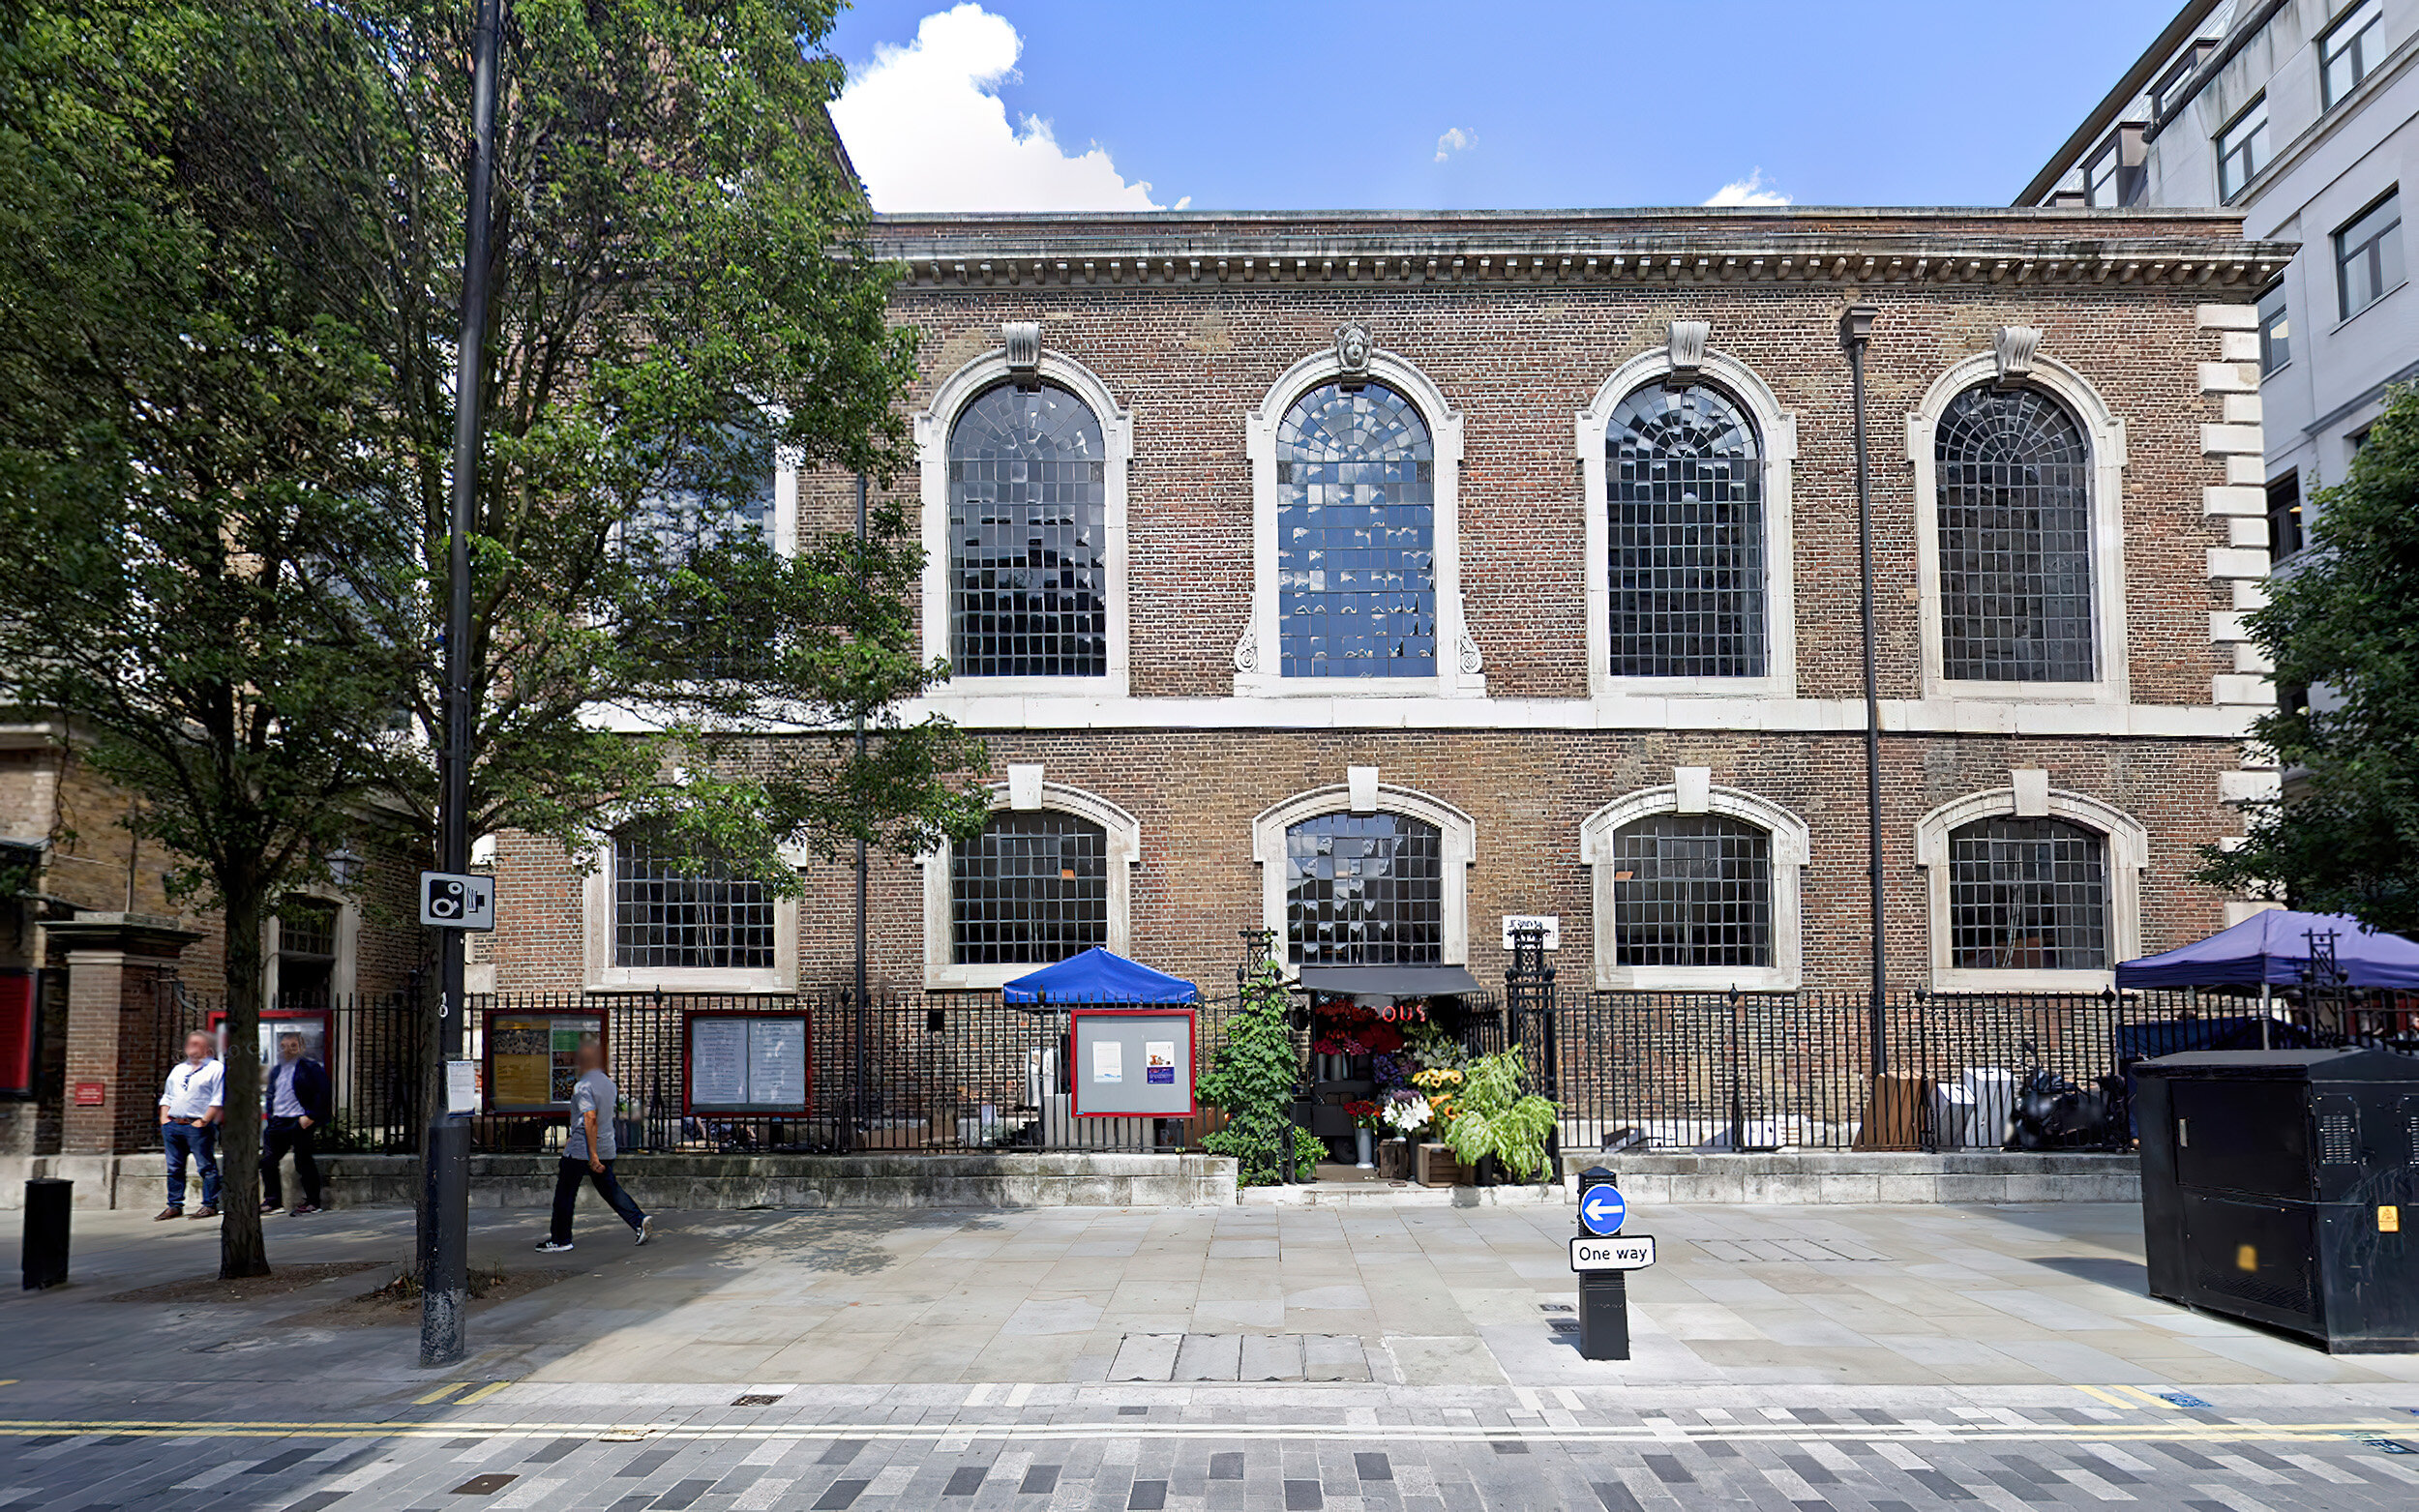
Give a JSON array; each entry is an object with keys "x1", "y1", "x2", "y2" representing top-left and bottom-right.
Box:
[
  {"x1": 1274, "y1": 382, "x2": 1436, "y2": 678},
  {"x1": 951, "y1": 811, "x2": 1110, "y2": 965},
  {"x1": 1946, "y1": 816, "x2": 2109, "y2": 970},
  {"x1": 1606, "y1": 385, "x2": 1765, "y2": 677},
  {"x1": 612, "y1": 833, "x2": 776, "y2": 970},
  {"x1": 946, "y1": 383, "x2": 1108, "y2": 678},
  {"x1": 1609, "y1": 814, "x2": 1773, "y2": 968},
  {"x1": 1284, "y1": 812, "x2": 1443, "y2": 965},
  {"x1": 1933, "y1": 386, "x2": 2095, "y2": 683}
]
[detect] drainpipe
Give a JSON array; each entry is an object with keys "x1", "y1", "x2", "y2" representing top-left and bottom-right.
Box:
[
  {"x1": 1840, "y1": 306, "x2": 1887, "y2": 1078},
  {"x1": 853, "y1": 472, "x2": 870, "y2": 1150}
]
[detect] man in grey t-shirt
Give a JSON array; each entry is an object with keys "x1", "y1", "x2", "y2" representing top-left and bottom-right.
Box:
[{"x1": 536, "y1": 1038, "x2": 648, "y2": 1252}]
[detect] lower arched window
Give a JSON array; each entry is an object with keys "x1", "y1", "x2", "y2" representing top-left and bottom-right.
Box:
[
  {"x1": 1285, "y1": 812, "x2": 1443, "y2": 965},
  {"x1": 612, "y1": 833, "x2": 776, "y2": 970},
  {"x1": 952, "y1": 812, "x2": 1109, "y2": 964},
  {"x1": 1610, "y1": 815, "x2": 1773, "y2": 968},
  {"x1": 1946, "y1": 817, "x2": 2108, "y2": 970}
]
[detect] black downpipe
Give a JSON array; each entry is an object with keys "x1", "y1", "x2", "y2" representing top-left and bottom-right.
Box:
[
  {"x1": 852, "y1": 473, "x2": 869, "y2": 1151},
  {"x1": 1840, "y1": 306, "x2": 1887, "y2": 1079}
]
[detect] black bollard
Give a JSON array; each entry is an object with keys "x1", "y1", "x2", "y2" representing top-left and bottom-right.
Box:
[
  {"x1": 1574, "y1": 1165, "x2": 1631, "y2": 1361},
  {"x1": 22, "y1": 1177, "x2": 72, "y2": 1290}
]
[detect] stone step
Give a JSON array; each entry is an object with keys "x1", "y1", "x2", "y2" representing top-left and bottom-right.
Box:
[{"x1": 1239, "y1": 1180, "x2": 1565, "y2": 1208}]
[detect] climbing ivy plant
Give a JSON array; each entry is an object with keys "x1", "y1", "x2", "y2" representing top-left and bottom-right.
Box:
[{"x1": 1196, "y1": 956, "x2": 1315, "y2": 1185}]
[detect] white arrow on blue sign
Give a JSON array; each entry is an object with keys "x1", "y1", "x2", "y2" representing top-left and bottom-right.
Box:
[{"x1": 1578, "y1": 1183, "x2": 1627, "y2": 1237}]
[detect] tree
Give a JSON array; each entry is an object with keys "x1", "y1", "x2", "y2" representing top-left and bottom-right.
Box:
[
  {"x1": 306, "y1": 0, "x2": 985, "y2": 887},
  {"x1": 2196, "y1": 385, "x2": 2419, "y2": 932},
  {"x1": 1197, "y1": 957, "x2": 1315, "y2": 1186},
  {"x1": 0, "y1": 0, "x2": 417, "y2": 1278}
]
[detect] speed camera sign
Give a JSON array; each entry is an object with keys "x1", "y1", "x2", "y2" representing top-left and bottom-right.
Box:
[{"x1": 419, "y1": 872, "x2": 495, "y2": 932}]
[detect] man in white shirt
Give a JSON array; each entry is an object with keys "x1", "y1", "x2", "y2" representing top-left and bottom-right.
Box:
[{"x1": 157, "y1": 1030, "x2": 224, "y2": 1220}]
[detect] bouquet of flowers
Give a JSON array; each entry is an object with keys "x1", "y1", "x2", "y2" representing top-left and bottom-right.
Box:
[
  {"x1": 1411, "y1": 1066, "x2": 1464, "y2": 1127},
  {"x1": 1382, "y1": 1094, "x2": 1434, "y2": 1138},
  {"x1": 1345, "y1": 1099, "x2": 1384, "y2": 1131}
]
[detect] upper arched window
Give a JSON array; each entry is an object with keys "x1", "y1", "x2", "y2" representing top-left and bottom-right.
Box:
[
  {"x1": 1933, "y1": 386, "x2": 2095, "y2": 684},
  {"x1": 951, "y1": 810, "x2": 1109, "y2": 965},
  {"x1": 1606, "y1": 385, "x2": 1765, "y2": 678},
  {"x1": 1274, "y1": 382, "x2": 1436, "y2": 678},
  {"x1": 1284, "y1": 811, "x2": 1443, "y2": 965},
  {"x1": 1946, "y1": 816, "x2": 2108, "y2": 970},
  {"x1": 946, "y1": 383, "x2": 1108, "y2": 679},
  {"x1": 612, "y1": 831, "x2": 776, "y2": 971},
  {"x1": 1609, "y1": 813, "x2": 1773, "y2": 968}
]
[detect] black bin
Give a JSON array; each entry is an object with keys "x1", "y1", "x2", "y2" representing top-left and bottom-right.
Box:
[
  {"x1": 2135, "y1": 1049, "x2": 2416, "y2": 1352},
  {"x1": 21, "y1": 1177, "x2": 72, "y2": 1290}
]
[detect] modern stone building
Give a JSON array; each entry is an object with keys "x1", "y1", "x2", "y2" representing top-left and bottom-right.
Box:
[{"x1": 472, "y1": 206, "x2": 2292, "y2": 1004}]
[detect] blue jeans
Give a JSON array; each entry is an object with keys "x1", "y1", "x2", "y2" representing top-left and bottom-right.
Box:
[{"x1": 163, "y1": 1121, "x2": 221, "y2": 1209}]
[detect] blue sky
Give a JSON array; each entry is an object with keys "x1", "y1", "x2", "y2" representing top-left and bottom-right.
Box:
[{"x1": 823, "y1": 0, "x2": 2187, "y2": 213}]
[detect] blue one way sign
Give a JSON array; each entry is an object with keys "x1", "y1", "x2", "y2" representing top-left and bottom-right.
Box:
[{"x1": 1578, "y1": 1183, "x2": 1627, "y2": 1236}]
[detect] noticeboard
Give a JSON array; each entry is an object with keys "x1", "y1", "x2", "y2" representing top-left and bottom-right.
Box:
[
  {"x1": 210, "y1": 1007, "x2": 334, "y2": 1071},
  {"x1": 483, "y1": 1009, "x2": 605, "y2": 1114},
  {"x1": 1069, "y1": 1007, "x2": 1196, "y2": 1118},
  {"x1": 684, "y1": 1011, "x2": 812, "y2": 1114}
]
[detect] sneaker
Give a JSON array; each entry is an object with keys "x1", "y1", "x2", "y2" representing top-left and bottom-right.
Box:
[
  {"x1": 190, "y1": 1206, "x2": 218, "y2": 1220},
  {"x1": 289, "y1": 1203, "x2": 320, "y2": 1216},
  {"x1": 154, "y1": 1206, "x2": 181, "y2": 1222},
  {"x1": 534, "y1": 1240, "x2": 575, "y2": 1254},
  {"x1": 258, "y1": 1201, "x2": 282, "y2": 1214},
  {"x1": 634, "y1": 1216, "x2": 649, "y2": 1247}
]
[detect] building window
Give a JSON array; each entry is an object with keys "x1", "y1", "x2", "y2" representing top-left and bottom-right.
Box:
[
  {"x1": 1274, "y1": 382, "x2": 1436, "y2": 678},
  {"x1": 276, "y1": 898, "x2": 340, "y2": 1003},
  {"x1": 2153, "y1": 41, "x2": 2216, "y2": 120},
  {"x1": 1609, "y1": 815, "x2": 1773, "y2": 968},
  {"x1": 628, "y1": 437, "x2": 781, "y2": 679},
  {"x1": 1947, "y1": 817, "x2": 2109, "y2": 971},
  {"x1": 946, "y1": 382, "x2": 1108, "y2": 678},
  {"x1": 2217, "y1": 97, "x2": 2269, "y2": 202},
  {"x1": 2082, "y1": 125, "x2": 2145, "y2": 208},
  {"x1": 950, "y1": 812, "x2": 1108, "y2": 966},
  {"x1": 612, "y1": 834, "x2": 776, "y2": 970},
  {"x1": 1605, "y1": 385, "x2": 1766, "y2": 678},
  {"x1": 2266, "y1": 473, "x2": 2304, "y2": 561},
  {"x1": 2257, "y1": 285, "x2": 2291, "y2": 373},
  {"x1": 1933, "y1": 385, "x2": 2096, "y2": 684},
  {"x1": 1284, "y1": 812, "x2": 1443, "y2": 965},
  {"x1": 2336, "y1": 189, "x2": 2404, "y2": 320},
  {"x1": 2322, "y1": 0, "x2": 2384, "y2": 110}
]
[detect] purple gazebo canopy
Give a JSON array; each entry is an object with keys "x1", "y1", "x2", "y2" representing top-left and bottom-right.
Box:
[{"x1": 2113, "y1": 908, "x2": 2419, "y2": 990}]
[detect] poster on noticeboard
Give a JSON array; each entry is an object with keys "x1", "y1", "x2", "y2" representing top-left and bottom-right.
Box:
[{"x1": 484, "y1": 1010, "x2": 603, "y2": 1113}]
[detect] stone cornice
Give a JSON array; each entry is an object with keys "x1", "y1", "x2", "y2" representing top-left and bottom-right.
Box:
[{"x1": 869, "y1": 209, "x2": 2293, "y2": 295}]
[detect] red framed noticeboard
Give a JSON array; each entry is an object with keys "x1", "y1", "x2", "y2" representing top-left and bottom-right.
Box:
[
  {"x1": 1068, "y1": 1007, "x2": 1196, "y2": 1119},
  {"x1": 0, "y1": 971, "x2": 34, "y2": 1099},
  {"x1": 210, "y1": 1006, "x2": 334, "y2": 1072},
  {"x1": 683, "y1": 1010, "x2": 812, "y2": 1115},
  {"x1": 483, "y1": 1008, "x2": 606, "y2": 1115}
]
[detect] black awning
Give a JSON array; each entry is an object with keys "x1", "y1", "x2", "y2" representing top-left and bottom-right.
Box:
[{"x1": 1297, "y1": 964, "x2": 1484, "y2": 1001}]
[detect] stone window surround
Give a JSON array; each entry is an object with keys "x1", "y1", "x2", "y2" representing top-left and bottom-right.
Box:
[
  {"x1": 265, "y1": 889, "x2": 359, "y2": 1005},
  {"x1": 913, "y1": 341, "x2": 1136, "y2": 697},
  {"x1": 1578, "y1": 773, "x2": 1809, "y2": 993},
  {"x1": 920, "y1": 774, "x2": 1142, "y2": 991},
  {"x1": 1249, "y1": 777, "x2": 1478, "y2": 971},
  {"x1": 1235, "y1": 345, "x2": 1483, "y2": 699},
  {"x1": 1575, "y1": 339, "x2": 1801, "y2": 701},
  {"x1": 1914, "y1": 779, "x2": 2147, "y2": 994},
  {"x1": 1905, "y1": 349, "x2": 2133, "y2": 708},
  {"x1": 581, "y1": 832, "x2": 801, "y2": 993}
]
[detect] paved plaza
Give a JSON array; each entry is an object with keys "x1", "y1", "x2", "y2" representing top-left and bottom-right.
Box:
[{"x1": 4, "y1": 1198, "x2": 2418, "y2": 1509}]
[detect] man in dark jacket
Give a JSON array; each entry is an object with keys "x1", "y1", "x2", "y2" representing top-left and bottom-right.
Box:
[{"x1": 260, "y1": 1031, "x2": 331, "y2": 1215}]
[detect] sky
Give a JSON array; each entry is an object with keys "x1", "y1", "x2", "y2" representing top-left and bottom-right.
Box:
[{"x1": 823, "y1": 0, "x2": 2190, "y2": 214}]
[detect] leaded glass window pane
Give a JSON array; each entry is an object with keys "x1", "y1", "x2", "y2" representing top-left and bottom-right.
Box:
[
  {"x1": 1610, "y1": 814, "x2": 1774, "y2": 967},
  {"x1": 612, "y1": 835, "x2": 776, "y2": 970},
  {"x1": 947, "y1": 383, "x2": 1108, "y2": 678},
  {"x1": 1934, "y1": 387, "x2": 2096, "y2": 683},
  {"x1": 1285, "y1": 812, "x2": 1443, "y2": 965},
  {"x1": 1275, "y1": 382, "x2": 1436, "y2": 677},
  {"x1": 1607, "y1": 385, "x2": 1766, "y2": 678},
  {"x1": 952, "y1": 812, "x2": 1108, "y2": 965},
  {"x1": 1948, "y1": 817, "x2": 2108, "y2": 971}
]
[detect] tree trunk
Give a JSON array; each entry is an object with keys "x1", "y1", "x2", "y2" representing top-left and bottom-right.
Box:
[{"x1": 218, "y1": 881, "x2": 271, "y2": 1279}]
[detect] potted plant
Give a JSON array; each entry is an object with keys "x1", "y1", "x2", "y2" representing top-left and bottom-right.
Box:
[{"x1": 1441, "y1": 1052, "x2": 1559, "y2": 1185}]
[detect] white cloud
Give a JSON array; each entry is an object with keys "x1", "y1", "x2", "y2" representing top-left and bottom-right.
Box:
[
  {"x1": 1434, "y1": 127, "x2": 1475, "y2": 163},
  {"x1": 829, "y1": 4, "x2": 1162, "y2": 212},
  {"x1": 1703, "y1": 169, "x2": 1791, "y2": 207}
]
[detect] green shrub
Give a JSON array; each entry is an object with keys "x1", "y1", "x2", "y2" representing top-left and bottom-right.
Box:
[
  {"x1": 1196, "y1": 956, "x2": 1315, "y2": 1185},
  {"x1": 1440, "y1": 1051, "x2": 1559, "y2": 1183}
]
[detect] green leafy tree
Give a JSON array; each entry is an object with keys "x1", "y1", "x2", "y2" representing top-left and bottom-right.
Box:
[
  {"x1": 1439, "y1": 1051, "x2": 1559, "y2": 1184},
  {"x1": 2196, "y1": 386, "x2": 2419, "y2": 931},
  {"x1": 0, "y1": 0, "x2": 416, "y2": 1278},
  {"x1": 1197, "y1": 958, "x2": 1314, "y2": 1185}
]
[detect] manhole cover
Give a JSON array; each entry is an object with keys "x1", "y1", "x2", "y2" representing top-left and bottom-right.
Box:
[
  {"x1": 732, "y1": 1394, "x2": 784, "y2": 1407},
  {"x1": 452, "y1": 1473, "x2": 517, "y2": 1496}
]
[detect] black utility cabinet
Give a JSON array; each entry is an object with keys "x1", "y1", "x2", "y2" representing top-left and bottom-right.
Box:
[{"x1": 2135, "y1": 1049, "x2": 2416, "y2": 1353}]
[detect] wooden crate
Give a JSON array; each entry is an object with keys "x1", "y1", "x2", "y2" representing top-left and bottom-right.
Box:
[
  {"x1": 1413, "y1": 1141, "x2": 1473, "y2": 1187},
  {"x1": 1377, "y1": 1137, "x2": 1413, "y2": 1180}
]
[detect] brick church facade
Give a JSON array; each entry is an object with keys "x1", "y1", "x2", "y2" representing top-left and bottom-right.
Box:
[{"x1": 477, "y1": 207, "x2": 2292, "y2": 1003}]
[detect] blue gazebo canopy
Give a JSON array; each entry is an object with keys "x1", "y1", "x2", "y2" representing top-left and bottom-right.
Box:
[
  {"x1": 1002, "y1": 947, "x2": 1199, "y2": 1005},
  {"x1": 2113, "y1": 908, "x2": 2419, "y2": 990}
]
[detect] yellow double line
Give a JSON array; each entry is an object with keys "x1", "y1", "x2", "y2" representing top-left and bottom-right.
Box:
[
  {"x1": 2075, "y1": 1384, "x2": 2196, "y2": 1410},
  {"x1": 412, "y1": 1380, "x2": 516, "y2": 1408}
]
